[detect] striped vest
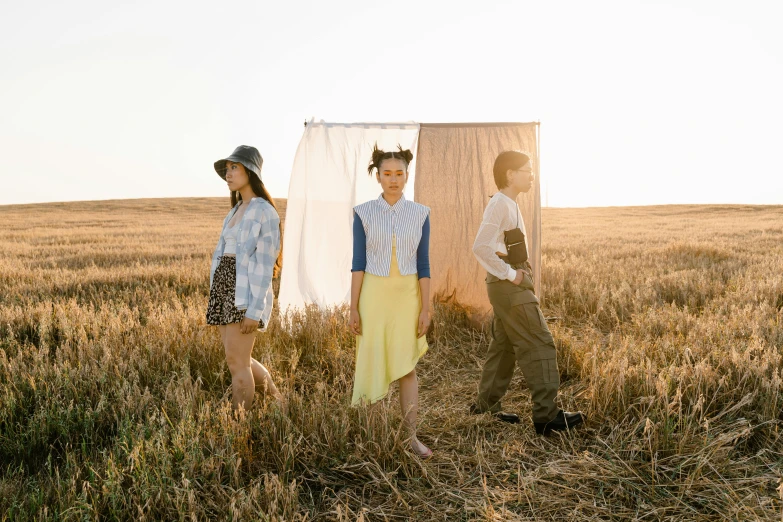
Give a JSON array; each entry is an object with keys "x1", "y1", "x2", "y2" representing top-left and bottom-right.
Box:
[{"x1": 354, "y1": 194, "x2": 430, "y2": 277}]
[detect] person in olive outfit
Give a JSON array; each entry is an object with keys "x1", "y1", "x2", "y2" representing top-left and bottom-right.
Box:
[{"x1": 470, "y1": 150, "x2": 584, "y2": 435}]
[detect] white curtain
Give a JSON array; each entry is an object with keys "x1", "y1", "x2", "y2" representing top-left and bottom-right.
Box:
[{"x1": 278, "y1": 120, "x2": 421, "y2": 311}]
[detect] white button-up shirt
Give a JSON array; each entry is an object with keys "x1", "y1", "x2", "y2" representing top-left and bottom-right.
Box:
[
  {"x1": 354, "y1": 194, "x2": 430, "y2": 277},
  {"x1": 472, "y1": 192, "x2": 529, "y2": 281}
]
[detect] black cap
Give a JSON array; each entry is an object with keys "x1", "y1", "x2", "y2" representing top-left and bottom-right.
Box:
[{"x1": 214, "y1": 145, "x2": 263, "y2": 180}]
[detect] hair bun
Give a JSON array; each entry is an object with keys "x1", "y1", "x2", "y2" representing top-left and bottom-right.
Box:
[{"x1": 397, "y1": 146, "x2": 414, "y2": 165}]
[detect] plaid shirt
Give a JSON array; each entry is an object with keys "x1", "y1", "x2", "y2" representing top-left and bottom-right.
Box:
[{"x1": 210, "y1": 198, "x2": 280, "y2": 329}]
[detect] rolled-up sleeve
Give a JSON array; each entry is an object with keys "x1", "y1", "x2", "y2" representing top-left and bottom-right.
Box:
[{"x1": 472, "y1": 203, "x2": 517, "y2": 282}]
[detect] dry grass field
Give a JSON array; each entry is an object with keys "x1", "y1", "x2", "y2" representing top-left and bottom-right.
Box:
[{"x1": 1, "y1": 198, "x2": 782, "y2": 521}]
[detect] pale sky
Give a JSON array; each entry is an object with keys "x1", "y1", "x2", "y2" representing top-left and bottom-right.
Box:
[{"x1": 1, "y1": 0, "x2": 781, "y2": 207}]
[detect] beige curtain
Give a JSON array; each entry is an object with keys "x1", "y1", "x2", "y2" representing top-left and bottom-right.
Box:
[{"x1": 414, "y1": 122, "x2": 541, "y2": 317}]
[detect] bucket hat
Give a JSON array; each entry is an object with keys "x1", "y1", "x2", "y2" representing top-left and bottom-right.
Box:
[{"x1": 214, "y1": 145, "x2": 263, "y2": 181}]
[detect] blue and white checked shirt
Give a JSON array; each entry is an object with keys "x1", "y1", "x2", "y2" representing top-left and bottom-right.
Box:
[
  {"x1": 353, "y1": 194, "x2": 430, "y2": 277},
  {"x1": 210, "y1": 197, "x2": 281, "y2": 330}
]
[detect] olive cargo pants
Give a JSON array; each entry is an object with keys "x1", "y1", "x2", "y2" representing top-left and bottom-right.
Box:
[{"x1": 475, "y1": 273, "x2": 560, "y2": 423}]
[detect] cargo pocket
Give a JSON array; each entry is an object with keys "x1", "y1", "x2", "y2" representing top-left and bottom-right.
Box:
[
  {"x1": 525, "y1": 304, "x2": 548, "y2": 333},
  {"x1": 530, "y1": 347, "x2": 559, "y2": 385},
  {"x1": 526, "y1": 306, "x2": 556, "y2": 350},
  {"x1": 509, "y1": 290, "x2": 544, "y2": 332}
]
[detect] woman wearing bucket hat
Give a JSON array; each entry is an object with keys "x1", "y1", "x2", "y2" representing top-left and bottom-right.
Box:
[{"x1": 207, "y1": 145, "x2": 284, "y2": 410}]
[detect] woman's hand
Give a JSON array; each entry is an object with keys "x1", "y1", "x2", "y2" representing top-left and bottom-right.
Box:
[
  {"x1": 349, "y1": 309, "x2": 362, "y2": 336},
  {"x1": 240, "y1": 317, "x2": 259, "y2": 334},
  {"x1": 417, "y1": 309, "x2": 430, "y2": 338}
]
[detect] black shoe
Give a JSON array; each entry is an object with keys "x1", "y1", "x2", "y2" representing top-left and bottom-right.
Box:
[
  {"x1": 469, "y1": 404, "x2": 521, "y2": 424},
  {"x1": 534, "y1": 410, "x2": 584, "y2": 435},
  {"x1": 493, "y1": 411, "x2": 521, "y2": 424}
]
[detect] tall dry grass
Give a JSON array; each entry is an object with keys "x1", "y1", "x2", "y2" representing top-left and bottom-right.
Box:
[{"x1": 1, "y1": 198, "x2": 782, "y2": 521}]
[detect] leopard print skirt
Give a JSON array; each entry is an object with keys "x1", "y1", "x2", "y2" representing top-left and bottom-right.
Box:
[{"x1": 206, "y1": 256, "x2": 246, "y2": 325}]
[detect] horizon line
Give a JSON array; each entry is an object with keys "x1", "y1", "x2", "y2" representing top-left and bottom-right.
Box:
[{"x1": 1, "y1": 196, "x2": 781, "y2": 211}]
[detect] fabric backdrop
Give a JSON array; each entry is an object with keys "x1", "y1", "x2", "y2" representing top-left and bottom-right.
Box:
[
  {"x1": 278, "y1": 120, "x2": 421, "y2": 311},
  {"x1": 414, "y1": 123, "x2": 540, "y2": 316}
]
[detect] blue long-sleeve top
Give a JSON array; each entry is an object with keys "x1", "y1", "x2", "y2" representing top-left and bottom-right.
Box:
[{"x1": 352, "y1": 213, "x2": 430, "y2": 278}]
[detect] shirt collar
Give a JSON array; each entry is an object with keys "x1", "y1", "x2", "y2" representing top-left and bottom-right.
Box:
[{"x1": 377, "y1": 193, "x2": 407, "y2": 212}]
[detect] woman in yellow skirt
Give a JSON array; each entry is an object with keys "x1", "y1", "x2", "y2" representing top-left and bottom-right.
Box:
[{"x1": 348, "y1": 144, "x2": 432, "y2": 458}]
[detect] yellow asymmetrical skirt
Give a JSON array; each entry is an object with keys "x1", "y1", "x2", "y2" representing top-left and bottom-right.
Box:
[{"x1": 352, "y1": 237, "x2": 428, "y2": 405}]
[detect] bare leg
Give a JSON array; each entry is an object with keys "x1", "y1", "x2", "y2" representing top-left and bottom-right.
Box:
[
  {"x1": 218, "y1": 325, "x2": 227, "y2": 344},
  {"x1": 223, "y1": 323, "x2": 256, "y2": 410},
  {"x1": 251, "y1": 358, "x2": 284, "y2": 402},
  {"x1": 398, "y1": 369, "x2": 431, "y2": 456}
]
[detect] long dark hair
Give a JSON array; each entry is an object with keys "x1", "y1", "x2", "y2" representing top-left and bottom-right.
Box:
[{"x1": 230, "y1": 170, "x2": 283, "y2": 278}]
